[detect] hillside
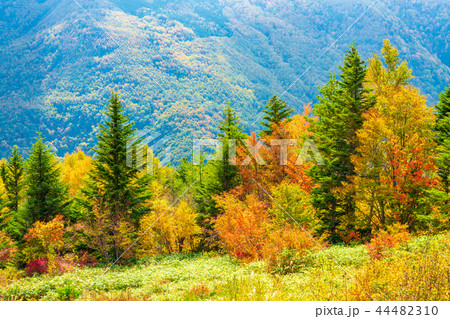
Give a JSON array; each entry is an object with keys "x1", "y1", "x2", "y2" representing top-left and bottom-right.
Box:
[{"x1": 0, "y1": 0, "x2": 449, "y2": 160}]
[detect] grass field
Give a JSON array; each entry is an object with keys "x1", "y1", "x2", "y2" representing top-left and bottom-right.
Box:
[{"x1": 1, "y1": 234, "x2": 449, "y2": 301}]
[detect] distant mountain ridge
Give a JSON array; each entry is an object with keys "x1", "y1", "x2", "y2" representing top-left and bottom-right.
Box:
[{"x1": 0, "y1": 0, "x2": 449, "y2": 161}]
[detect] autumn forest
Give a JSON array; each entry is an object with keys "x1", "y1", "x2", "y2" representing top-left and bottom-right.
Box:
[{"x1": 0, "y1": 38, "x2": 449, "y2": 301}]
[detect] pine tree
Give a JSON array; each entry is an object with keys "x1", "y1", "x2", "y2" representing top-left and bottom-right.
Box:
[
  {"x1": 436, "y1": 84, "x2": 450, "y2": 195},
  {"x1": 309, "y1": 45, "x2": 374, "y2": 242},
  {"x1": 80, "y1": 92, "x2": 152, "y2": 260},
  {"x1": 1, "y1": 147, "x2": 25, "y2": 214},
  {"x1": 216, "y1": 103, "x2": 245, "y2": 191},
  {"x1": 0, "y1": 146, "x2": 25, "y2": 240},
  {"x1": 0, "y1": 188, "x2": 6, "y2": 226},
  {"x1": 339, "y1": 45, "x2": 376, "y2": 150},
  {"x1": 260, "y1": 95, "x2": 293, "y2": 137},
  {"x1": 176, "y1": 157, "x2": 192, "y2": 185},
  {"x1": 23, "y1": 135, "x2": 69, "y2": 228},
  {"x1": 193, "y1": 105, "x2": 246, "y2": 243}
]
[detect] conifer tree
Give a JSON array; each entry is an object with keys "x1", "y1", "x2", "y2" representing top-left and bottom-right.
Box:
[
  {"x1": 1, "y1": 147, "x2": 25, "y2": 214},
  {"x1": 23, "y1": 135, "x2": 69, "y2": 227},
  {"x1": 194, "y1": 104, "x2": 245, "y2": 235},
  {"x1": 260, "y1": 95, "x2": 293, "y2": 137},
  {"x1": 176, "y1": 157, "x2": 192, "y2": 185},
  {"x1": 309, "y1": 44, "x2": 374, "y2": 242},
  {"x1": 0, "y1": 186, "x2": 6, "y2": 226},
  {"x1": 216, "y1": 103, "x2": 245, "y2": 191},
  {"x1": 0, "y1": 146, "x2": 25, "y2": 240},
  {"x1": 80, "y1": 92, "x2": 152, "y2": 260},
  {"x1": 436, "y1": 84, "x2": 450, "y2": 195}
]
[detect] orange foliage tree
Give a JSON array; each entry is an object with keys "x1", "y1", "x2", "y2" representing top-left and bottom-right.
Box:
[
  {"x1": 235, "y1": 105, "x2": 315, "y2": 198},
  {"x1": 23, "y1": 215, "x2": 65, "y2": 273},
  {"x1": 351, "y1": 41, "x2": 439, "y2": 231},
  {"x1": 214, "y1": 193, "x2": 316, "y2": 264},
  {"x1": 214, "y1": 193, "x2": 270, "y2": 262}
]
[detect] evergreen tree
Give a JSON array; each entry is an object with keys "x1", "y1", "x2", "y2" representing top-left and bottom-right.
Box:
[
  {"x1": 23, "y1": 135, "x2": 69, "y2": 227},
  {"x1": 436, "y1": 84, "x2": 450, "y2": 195},
  {"x1": 80, "y1": 92, "x2": 152, "y2": 259},
  {"x1": 0, "y1": 188, "x2": 6, "y2": 226},
  {"x1": 309, "y1": 45, "x2": 375, "y2": 242},
  {"x1": 194, "y1": 104, "x2": 245, "y2": 238},
  {"x1": 1, "y1": 147, "x2": 25, "y2": 214},
  {"x1": 339, "y1": 45, "x2": 376, "y2": 150},
  {"x1": 0, "y1": 146, "x2": 25, "y2": 240},
  {"x1": 260, "y1": 95, "x2": 293, "y2": 137},
  {"x1": 174, "y1": 156, "x2": 196, "y2": 196},
  {"x1": 216, "y1": 103, "x2": 245, "y2": 191}
]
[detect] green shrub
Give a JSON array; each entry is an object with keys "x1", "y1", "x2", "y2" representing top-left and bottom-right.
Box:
[
  {"x1": 268, "y1": 248, "x2": 304, "y2": 275},
  {"x1": 56, "y1": 284, "x2": 81, "y2": 301}
]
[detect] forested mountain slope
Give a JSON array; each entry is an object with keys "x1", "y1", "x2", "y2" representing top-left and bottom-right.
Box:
[{"x1": 0, "y1": 0, "x2": 449, "y2": 160}]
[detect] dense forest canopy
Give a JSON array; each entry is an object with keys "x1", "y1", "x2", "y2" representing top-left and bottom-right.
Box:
[{"x1": 0, "y1": 0, "x2": 449, "y2": 161}]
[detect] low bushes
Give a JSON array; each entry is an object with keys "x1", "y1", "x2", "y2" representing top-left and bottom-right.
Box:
[
  {"x1": 25, "y1": 251, "x2": 98, "y2": 276},
  {"x1": 26, "y1": 258, "x2": 48, "y2": 276},
  {"x1": 352, "y1": 234, "x2": 450, "y2": 301},
  {"x1": 23, "y1": 215, "x2": 65, "y2": 274},
  {"x1": 365, "y1": 224, "x2": 410, "y2": 259},
  {"x1": 0, "y1": 232, "x2": 17, "y2": 267},
  {"x1": 214, "y1": 193, "x2": 317, "y2": 272}
]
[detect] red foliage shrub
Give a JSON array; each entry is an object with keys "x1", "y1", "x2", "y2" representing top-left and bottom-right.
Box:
[
  {"x1": 26, "y1": 258, "x2": 49, "y2": 275},
  {"x1": 365, "y1": 224, "x2": 410, "y2": 259},
  {"x1": 25, "y1": 251, "x2": 98, "y2": 276},
  {"x1": 339, "y1": 230, "x2": 362, "y2": 244},
  {"x1": 77, "y1": 251, "x2": 98, "y2": 268}
]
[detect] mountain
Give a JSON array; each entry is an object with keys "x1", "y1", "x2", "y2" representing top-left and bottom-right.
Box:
[{"x1": 0, "y1": 0, "x2": 449, "y2": 161}]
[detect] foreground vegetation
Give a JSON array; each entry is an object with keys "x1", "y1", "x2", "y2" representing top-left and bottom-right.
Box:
[{"x1": 1, "y1": 234, "x2": 449, "y2": 301}]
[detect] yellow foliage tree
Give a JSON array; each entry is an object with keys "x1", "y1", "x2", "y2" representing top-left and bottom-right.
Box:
[
  {"x1": 138, "y1": 182, "x2": 201, "y2": 256},
  {"x1": 81, "y1": 196, "x2": 135, "y2": 262},
  {"x1": 61, "y1": 150, "x2": 92, "y2": 197},
  {"x1": 236, "y1": 105, "x2": 314, "y2": 199},
  {"x1": 350, "y1": 40, "x2": 438, "y2": 231},
  {"x1": 270, "y1": 182, "x2": 319, "y2": 231}
]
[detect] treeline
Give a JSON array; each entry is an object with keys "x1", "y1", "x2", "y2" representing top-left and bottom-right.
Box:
[{"x1": 0, "y1": 40, "x2": 449, "y2": 275}]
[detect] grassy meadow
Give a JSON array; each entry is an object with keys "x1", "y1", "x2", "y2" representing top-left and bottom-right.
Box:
[{"x1": 1, "y1": 233, "x2": 448, "y2": 301}]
